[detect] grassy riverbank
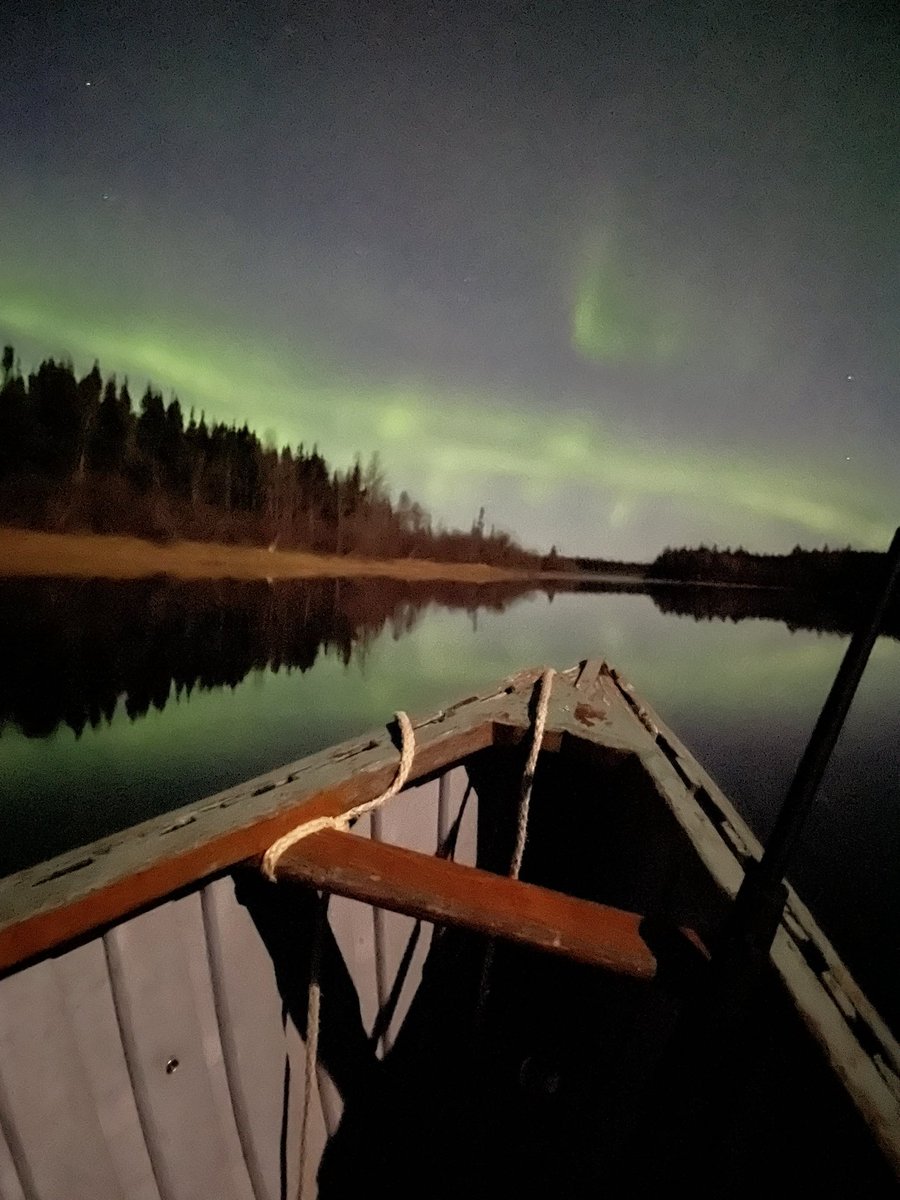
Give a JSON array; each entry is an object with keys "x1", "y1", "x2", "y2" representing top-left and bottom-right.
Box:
[{"x1": 0, "y1": 527, "x2": 543, "y2": 583}]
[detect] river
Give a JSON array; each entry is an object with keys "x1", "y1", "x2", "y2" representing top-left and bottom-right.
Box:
[{"x1": 0, "y1": 575, "x2": 897, "y2": 1030}]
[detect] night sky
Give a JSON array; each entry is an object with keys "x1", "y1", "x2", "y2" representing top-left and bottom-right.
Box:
[{"x1": 2, "y1": 0, "x2": 898, "y2": 557}]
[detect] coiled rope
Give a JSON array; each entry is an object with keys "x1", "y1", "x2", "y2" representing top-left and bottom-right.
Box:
[{"x1": 262, "y1": 711, "x2": 416, "y2": 882}]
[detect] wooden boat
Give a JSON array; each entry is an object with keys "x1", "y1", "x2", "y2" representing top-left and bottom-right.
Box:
[{"x1": 0, "y1": 660, "x2": 898, "y2": 1198}]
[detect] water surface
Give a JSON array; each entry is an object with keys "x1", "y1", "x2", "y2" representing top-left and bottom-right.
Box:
[{"x1": 1, "y1": 576, "x2": 897, "y2": 1028}]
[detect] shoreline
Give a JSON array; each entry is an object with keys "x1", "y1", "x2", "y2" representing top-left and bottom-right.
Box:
[
  {"x1": 0, "y1": 528, "x2": 811, "y2": 591},
  {"x1": 0, "y1": 527, "x2": 545, "y2": 583}
]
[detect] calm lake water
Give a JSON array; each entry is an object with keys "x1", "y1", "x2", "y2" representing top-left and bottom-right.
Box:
[{"x1": 1, "y1": 576, "x2": 898, "y2": 1030}]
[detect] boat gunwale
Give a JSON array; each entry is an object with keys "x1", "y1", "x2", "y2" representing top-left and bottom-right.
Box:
[
  {"x1": 1, "y1": 659, "x2": 898, "y2": 1174},
  {"x1": 0, "y1": 667, "x2": 554, "y2": 974},
  {"x1": 608, "y1": 665, "x2": 900, "y2": 1072},
  {"x1": 604, "y1": 666, "x2": 900, "y2": 1170}
]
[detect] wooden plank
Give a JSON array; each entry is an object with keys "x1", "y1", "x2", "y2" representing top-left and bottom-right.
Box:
[
  {"x1": 326, "y1": 822, "x2": 381, "y2": 1038},
  {"x1": 54, "y1": 941, "x2": 161, "y2": 1200},
  {"x1": 202, "y1": 877, "x2": 339, "y2": 1200},
  {"x1": 0, "y1": 959, "x2": 125, "y2": 1200},
  {"x1": 0, "y1": 1081, "x2": 32, "y2": 1200},
  {"x1": 441, "y1": 767, "x2": 477, "y2": 867},
  {"x1": 370, "y1": 781, "x2": 441, "y2": 1054},
  {"x1": 0, "y1": 1116, "x2": 27, "y2": 1200},
  {"x1": 201, "y1": 879, "x2": 296, "y2": 1200},
  {"x1": 101, "y1": 893, "x2": 253, "y2": 1200},
  {"x1": 274, "y1": 829, "x2": 658, "y2": 979},
  {"x1": 574, "y1": 658, "x2": 606, "y2": 692},
  {"x1": 0, "y1": 716, "x2": 498, "y2": 974},
  {"x1": 0, "y1": 665, "x2": 650, "y2": 976}
]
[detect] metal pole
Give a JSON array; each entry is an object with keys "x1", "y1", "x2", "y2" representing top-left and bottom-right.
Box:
[
  {"x1": 623, "y1": 529, "x2": 900, "y2": 1158},
  {"x1": 721, "y1": 526, "x2": 900, "y2": 958}
]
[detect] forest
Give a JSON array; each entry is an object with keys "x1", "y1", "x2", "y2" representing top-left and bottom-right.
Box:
[
  {"x1": 0, "y1": 346, "x2": 544, "y2": 568},
  {"x1": 649, "y1": 543, "x2": 893, "y2": 596}
]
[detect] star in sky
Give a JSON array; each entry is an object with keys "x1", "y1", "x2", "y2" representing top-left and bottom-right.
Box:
[{"x1": 1, "y1": 0, "x2": 897, "y2": 556}]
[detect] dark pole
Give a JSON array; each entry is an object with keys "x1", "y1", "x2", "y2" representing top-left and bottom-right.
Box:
[
  {"x1": 720, "y1": 526, "x2": 900, "y2": 960},
  {"x1": 629, "y1": 529, "x2": 900, "y2": 1163}
]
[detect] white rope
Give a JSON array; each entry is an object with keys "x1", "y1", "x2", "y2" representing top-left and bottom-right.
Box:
[
  {"x1": 262, "y1": 712, "x2": 415, "y2": 1199},
  {"x1": 262, "y1": 710, "x2": 416, "y2": 882},
  {"x1": 264, "y1": 672, "x2": 553, "y2": 1193},
  {"x1": 480, "y1": 667, "x2": 555, "y2": 1015},
  {"x1": 510, "y1": 667, "x2": 554, "y2": 879}
]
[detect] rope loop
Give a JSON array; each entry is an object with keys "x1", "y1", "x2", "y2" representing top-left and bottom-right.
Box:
[{"x1": 262, "y1": 710, "x2": 415, "y2": 882}]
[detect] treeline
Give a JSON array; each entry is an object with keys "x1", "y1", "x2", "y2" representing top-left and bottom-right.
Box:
[
  {"x1": 0, "y1": 346, "x2": 541, "y2": 567},
  {"x1": 569, "y1": 555, "x2": 649, "y2": 577},
  {"x1": 649, "y1": 543, "x2": 891, "y2": 593},
  {"x1": 646, "y1": 580, "x2": 900, "y2": 641}
]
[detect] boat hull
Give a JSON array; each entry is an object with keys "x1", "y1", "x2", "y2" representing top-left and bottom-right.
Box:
[{"x1": 0, "y1": 663, "x2": 897, "y2": 1195}]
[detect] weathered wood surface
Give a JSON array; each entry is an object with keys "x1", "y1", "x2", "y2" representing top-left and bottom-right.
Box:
[
  {"x1": 0, "y1": 773, "x2": 474, "y2": 1200},
  {"x1": 0, "y1": 879, "x2": 321, "y2": 1200},
  {"x1": 275, "y1": 827, "x2": 658, "y2": 978},
  {"x1": 1, "y1": 658, "x2": 899, "y2": 1182},
  {"x1": 605, "y1": 664, "x2": 900, "y2": 1175},
  {"x1": 0, "y1": 662, "x2": 651, "y2": 975},
  {"x1": 608, "y1": 667, "x2": 900, "y2": 1064},
  {"x1": 0, "y1": 671, "x2": 551, "y2": 974}
]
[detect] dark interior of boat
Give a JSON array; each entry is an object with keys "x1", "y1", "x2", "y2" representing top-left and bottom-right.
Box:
[{"x1": 237, "y1": 743, "x2": 897, "y2": 1197}]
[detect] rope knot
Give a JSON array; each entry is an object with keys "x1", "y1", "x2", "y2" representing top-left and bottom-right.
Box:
[{"x1": 262, "y1": 710, "x2": 416, "y2": 882}]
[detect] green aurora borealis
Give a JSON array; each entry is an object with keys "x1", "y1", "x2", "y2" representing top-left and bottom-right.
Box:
[
  {"x1": 2, "y1": 1, "x2": 898, "y2": 558},
  {"x1": 2, "y1": 278, "x2": 894, "y2": 555}
]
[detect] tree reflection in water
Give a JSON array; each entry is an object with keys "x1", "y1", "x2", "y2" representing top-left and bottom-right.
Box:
[
  {"x1": 1, "y1": 574, "x2": 895, "y2": 740},
  {"x1": 0, "y1": 576, "x2": 542, "y2": 738}
]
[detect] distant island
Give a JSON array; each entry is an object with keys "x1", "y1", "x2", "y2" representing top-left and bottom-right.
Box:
[
  {"x1": 639, "y1": 543, "x2": 900, "y2": 640},
  {"x1": 647, "y1": 543, "x2": 891, "y2": 591}
]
